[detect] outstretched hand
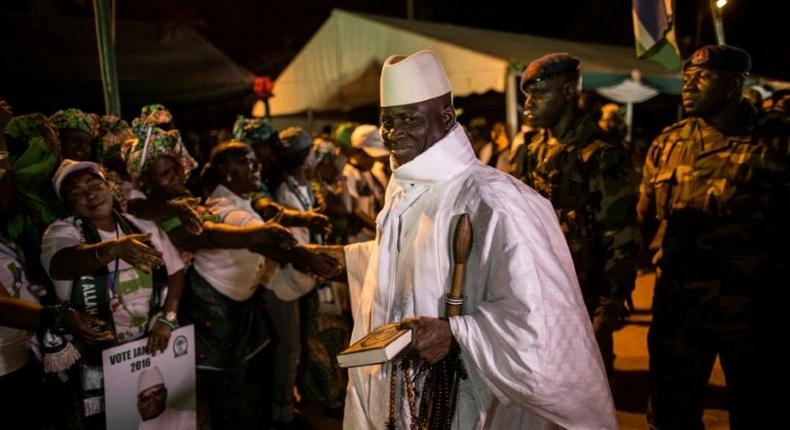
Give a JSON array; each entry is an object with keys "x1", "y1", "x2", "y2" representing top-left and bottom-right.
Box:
[
  {"x1": 260, "y1": 222, "x2": 297, "y2": 250},
  {"x1": 398, "y1": 316, "x2": 454, "y2": 364},
  {"x1": 167, "y1": 198, "x2": 203, "y2": 234},
  {"x1": 289, "y1": 245, "x2": 344, "y2": 279},
  {"x1": 305, "y1": 210, "x2": 332, "y2": 236},
  {"x1": 111, "y1": 233, "x2": 164, "y2": 273}
]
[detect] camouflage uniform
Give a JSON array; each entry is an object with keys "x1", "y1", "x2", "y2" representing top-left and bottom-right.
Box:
[
  {"x1": 519, "y1": 114, "x2": 639, "y2": 337},
  {"x1": 638, "y1": 102, "x2": 790, "y2": 428}
]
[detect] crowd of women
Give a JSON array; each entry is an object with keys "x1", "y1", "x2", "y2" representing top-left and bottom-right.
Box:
[{"x1": 0, "y1": 100, "x2": 395, "y2": 430}]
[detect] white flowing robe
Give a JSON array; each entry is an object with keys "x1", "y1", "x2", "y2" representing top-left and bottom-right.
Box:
[{"x1": 343, "y1": 124, "x2": 618, "y2": 430}]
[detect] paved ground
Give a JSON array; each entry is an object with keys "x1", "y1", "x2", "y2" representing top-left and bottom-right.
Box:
[{"x1": 614, "y1": 272, "x2": 729, "y2": 430}]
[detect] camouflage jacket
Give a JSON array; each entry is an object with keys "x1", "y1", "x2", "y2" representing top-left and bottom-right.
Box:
[
  {"x1": 517, "y1": 114, "x2": 639, "y2": 312},
  {"x1": 637, "y1": 102, "x2": 790, "y2": 282}
]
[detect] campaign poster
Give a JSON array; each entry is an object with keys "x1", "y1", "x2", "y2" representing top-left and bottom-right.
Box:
[{"x1": 102, "y1": 325, "x2": 197, "y2": 430}]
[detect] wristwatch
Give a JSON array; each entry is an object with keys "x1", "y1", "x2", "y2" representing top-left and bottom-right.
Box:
[{"x1": 164, "y1": 311, "x2": 178, "y2": 324}]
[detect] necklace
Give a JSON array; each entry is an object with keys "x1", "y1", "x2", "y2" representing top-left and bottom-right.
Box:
[
  {"x1": 284, "y1": 176, "x2": 324, "y2": 245},
  {"x1": 107, "y1": 225, "x2": 122, "y2": 312},
  {"x1": 386, "y1": 358, "x2": 432, "y2": 430}
]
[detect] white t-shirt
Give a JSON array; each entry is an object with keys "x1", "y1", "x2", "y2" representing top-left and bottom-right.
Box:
[
  {"x1": 41, "y1": 215, "x2": 184, "y2": 343},
  {"x1": 265, "y1": 179, "x2": 316, "y2": 301},
  {"x1": 138, "y1": 407, "x2": 196, "y2": 430},
  {"x1": 192, "y1": 185, "x2": 266, "y2": 302},
  {"x1": 0, "y1": 238, "x2": 38, "y2": 376}
]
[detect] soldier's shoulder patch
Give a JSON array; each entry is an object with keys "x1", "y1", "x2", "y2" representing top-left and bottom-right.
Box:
[
  {"x1": 659, "y1": 118, "x2": 691, "y2": 134},
  {"x1": 658, "y1": 117, "x2": 702, "y2": 140}
]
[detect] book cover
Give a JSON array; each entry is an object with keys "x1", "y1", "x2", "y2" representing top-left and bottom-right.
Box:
[{"x1": 337, "y1": 323, "x2": 411, "y2": 368}]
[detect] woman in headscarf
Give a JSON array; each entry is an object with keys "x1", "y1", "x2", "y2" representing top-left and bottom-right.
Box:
[
  {"x1": 233, "y1": 116, "x2": 332, "y2": 235},
  {"x1": 183, "y1": 140, "x2": 341, "y2": 429},
  {"x1": 2, "y1": 112, "x2": 67, "y2": 293},
  {"x1": 49, "y1": 108, "x2": 98, "y2": 162},
  {"x1": 123, "y1": 126, "x2": 332, "y2": 272},
  {"x1": 95, "y1": 115, "x2": 136, "y2": 211},
  {"x1": 120, "y1": 104, "x2": 204, "y2": 234},
  {"x1": 40, "y1": 159, "x2": 186, "y2": 428},
  {"x1": 265, "y1": 127, "x2": 349, "y2": 426}
]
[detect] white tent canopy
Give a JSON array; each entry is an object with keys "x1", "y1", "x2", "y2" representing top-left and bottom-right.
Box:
[{"x1": 270, "y1": 8, "x2": 679, "y2": 120}]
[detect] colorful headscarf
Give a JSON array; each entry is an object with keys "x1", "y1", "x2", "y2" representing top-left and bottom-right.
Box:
[
  {"x1": 233, "y1": 115, "x2": 278, "y2": 145},
  {"x1": 3, "y1": 114, "x2": 67, "y2": 239},
  {"x1": 140, "y1": 104, "x2": 172, "y2": 126},
  {"x1": 49, "y1": 108, "x2": 98, "y2": 136},
  {"x1": 124, "y1": 128, "x2": 196, "y2": 185},
  {"x1": 124, "y1": 103, "x2": 195, "y2": 183},
  {"x1": 97, "y1": 115, "x2": 135, "y2": 164}
]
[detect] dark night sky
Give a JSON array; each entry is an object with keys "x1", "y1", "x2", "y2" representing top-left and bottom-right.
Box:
[{"x1": 4, "y1": 0, "x2": 788, "y2": 80}]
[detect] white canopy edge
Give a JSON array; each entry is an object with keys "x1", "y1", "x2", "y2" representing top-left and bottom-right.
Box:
[{"x1": 269, "y1": 10, "x2": 510, "y2": 116}]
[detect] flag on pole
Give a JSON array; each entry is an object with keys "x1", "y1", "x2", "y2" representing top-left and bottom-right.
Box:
[{"x1": 632, "y1": 0, "x2": 681, "y2": 71}]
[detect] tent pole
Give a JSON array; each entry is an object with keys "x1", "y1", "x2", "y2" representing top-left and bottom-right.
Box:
[
  {"x1": 709, "y1": 0, "x2": 726, "y2": 45},
  {"x1": 626, "y1": 101, "x2": 634, "y2": 143},
  {"x1": 505, "y1": 69, "x2": 518, "y2": 139},
  {"x1": 92, "y1": 0, "x2": 121, "y2": 116}
]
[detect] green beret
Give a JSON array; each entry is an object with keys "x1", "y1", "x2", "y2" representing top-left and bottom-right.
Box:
[{"x1": 333, "y1": 122, "x2": 358, "y2": 151}]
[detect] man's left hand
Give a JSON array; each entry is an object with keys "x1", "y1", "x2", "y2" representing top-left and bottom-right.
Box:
[
  {"x1": 147, "y1": 321, "x2": 172, "y2": 355},
  {"x1": 399, "y1": 316, "x2": 454, "y2": 364}
]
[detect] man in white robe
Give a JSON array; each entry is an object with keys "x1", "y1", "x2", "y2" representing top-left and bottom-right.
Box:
[
  {"x1": 342, "y1": 50, "x2": 618, "y2": 430},
  {"x1": 137, "y1": 366, "x2": 196, "y2": 430}
]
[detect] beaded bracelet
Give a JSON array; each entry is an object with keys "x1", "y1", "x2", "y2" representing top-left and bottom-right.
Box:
[{"x1": 156, "y1": 316, "x2": 178, "y2": 330}]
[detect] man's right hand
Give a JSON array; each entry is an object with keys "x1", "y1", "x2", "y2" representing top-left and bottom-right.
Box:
[
  {"x1": 109, "y1": 233, "x2": 164, "y2": 273},
  {"x1": 64, "y1": 310, "x2": 114, "y2": 345}
]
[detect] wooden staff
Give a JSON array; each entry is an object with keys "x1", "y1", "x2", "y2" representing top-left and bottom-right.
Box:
[
  {"x1": 446, "y1": 213, "x2": 473, "y2": 317},
  {"x1": 425, "y1": 213, "x2": 473, "y2": 430}
]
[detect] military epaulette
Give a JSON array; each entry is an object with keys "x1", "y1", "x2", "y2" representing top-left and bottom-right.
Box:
[{"x1": 658, "y1": 117, "x2": 701, "y2": 140}]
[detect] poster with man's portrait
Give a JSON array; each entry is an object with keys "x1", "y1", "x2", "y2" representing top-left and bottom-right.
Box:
[{"x1": 102, "y1": 325, "x2": 196, "y2": 430}]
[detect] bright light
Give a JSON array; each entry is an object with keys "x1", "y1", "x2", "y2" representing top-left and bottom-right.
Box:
[{"x1": 716, "y1": 0, "x2": 728, "y2": 8}]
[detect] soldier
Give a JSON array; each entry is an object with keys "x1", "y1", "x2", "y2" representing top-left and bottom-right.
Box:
[
  {"x1": 518, "y1": 53, "x2": 639, "y2": 378},
  {"x1": 638, "y1": 45, "x2": 789, "y2": 429}
]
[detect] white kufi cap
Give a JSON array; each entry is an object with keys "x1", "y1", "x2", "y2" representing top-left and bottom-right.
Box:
[
  {"x1": 137, "y1": 366, "x2": 165, "y2": 393},
  {"x1": 380, "y1": 50, "x2": 452, "y2": 107}
]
